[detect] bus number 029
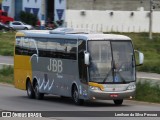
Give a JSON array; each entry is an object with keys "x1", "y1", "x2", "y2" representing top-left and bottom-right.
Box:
[{"x1": 47, "y1": 59, "x2": 63, "y2": 73}]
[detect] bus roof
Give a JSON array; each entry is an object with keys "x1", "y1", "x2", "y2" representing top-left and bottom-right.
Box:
[{"x1": 16, "y1": 28, "x2": 131, "y2": 41}]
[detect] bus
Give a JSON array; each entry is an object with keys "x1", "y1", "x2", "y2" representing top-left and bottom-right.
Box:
[{"x1": 14, "y1": 28, "x2": 144, "y2": 105}]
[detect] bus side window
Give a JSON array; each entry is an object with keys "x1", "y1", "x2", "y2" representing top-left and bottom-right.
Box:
[
  {"x1": 22, "y1": 37, "x2": 29, "y2": 55},
  {"x1": 29, "y1": 38, "x2": 38, "y2": 56},
  {"x1": 15, "y1": 37, "x2": 23, "y2": 55},
  {"x1": 78, "y1": 40, "x2": 87, "y2": 83},
  {"x1": 56, "y1": 39, "x2": 65, "y2": 59},
  {"x1": 46, "y1": 39, "x2": 57, "y2": 58},
  {"x1": 65, "y1": 39, "x2": 77, "y2": 60},
  {"x1": 37, "y1": 38, "x2": 47, "y2": 57}
]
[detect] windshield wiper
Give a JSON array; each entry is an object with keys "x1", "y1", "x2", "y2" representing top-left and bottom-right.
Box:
[
  {"x1": 103, "y1": 61, "x2": 114, "y2": 83},
  {"x1": 103, "y1": 69, "x2": 112, "y2": 83}
]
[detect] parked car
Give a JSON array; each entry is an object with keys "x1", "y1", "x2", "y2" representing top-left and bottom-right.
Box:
[
  {"x1": 0, "y1": 10, "x2": 14, "y2": 24},
  {"x1": 0, "y1": 22, "x2": 10, "y2": 31},
  {"x1": 9, "y1": 21, "x2": 33, "y2": 30}
]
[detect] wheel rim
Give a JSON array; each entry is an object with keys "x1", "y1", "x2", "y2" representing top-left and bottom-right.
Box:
[
  {"x1": 35, "y1": 83, "x2": 39, "y2": 97},
  {"x1": 73, "y1": 90, "x2": 79, "y2": 103},
  {"x1": 27, "y1": 83, "x2": 31, "y2": 96}
]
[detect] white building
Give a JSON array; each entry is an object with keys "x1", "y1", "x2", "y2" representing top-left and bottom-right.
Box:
[{"x1": 2, "y1": 0, "x2": 66, "y2": 23}]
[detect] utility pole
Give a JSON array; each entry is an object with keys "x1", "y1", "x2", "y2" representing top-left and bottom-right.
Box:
[
  {"x1": 149, "y1": 0, "x2": 153, "y2": 40},
  {"x1": 41, "y1": 0, "x2": 45, "y2": 30}
]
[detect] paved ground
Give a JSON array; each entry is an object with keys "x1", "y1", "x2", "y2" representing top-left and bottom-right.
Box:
[
  {"x1": 137, "y1": 72, "x2": 160, "y2": 80},
  {"x1": 0, "y1": 84, "x2": 160, "y2": 120},
  {"x1": 0, "y1": 56, "x2": 13, "y2": 65}
]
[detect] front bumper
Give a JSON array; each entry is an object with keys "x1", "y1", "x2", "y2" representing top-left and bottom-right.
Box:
[{"x1": 88, "y1": 90, "x2": 135, "y2": 100}]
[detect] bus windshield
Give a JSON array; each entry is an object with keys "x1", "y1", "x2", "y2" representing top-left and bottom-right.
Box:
[{"x1": 88, "y1": 40, "x2": 135, "y2": 83}]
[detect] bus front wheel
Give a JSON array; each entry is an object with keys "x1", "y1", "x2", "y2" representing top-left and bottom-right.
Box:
[
  {"x1": 26, "y1": 81, "x2": 35, "y2": 99},
  {"x1": 113, "y1": 99, "x2": 123, "y2": 105},
  {"x1": 34, "y1": 82, "x2": 44, "y2": 100},
  {"x1": 72, "y1": 86, "x2": 84, "y2": 105}
]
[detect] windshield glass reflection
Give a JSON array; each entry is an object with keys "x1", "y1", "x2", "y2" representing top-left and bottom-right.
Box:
[{"x1": 88, "y1": 41, "x2": 135, "y2": 83}]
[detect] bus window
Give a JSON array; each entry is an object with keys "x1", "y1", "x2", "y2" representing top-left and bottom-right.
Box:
[
  {"x1": 65, "y1": 39, "x2": 77, "y2": 60},
  {"x1": 88, "y1": 41, "x2": 113, "y2": 83},
  {"x1": 22, "y1": 37, "x2": 29, "y2": 55},
  {"x1": 29, "y1": 38, "x2": 38, "y2": 56},
  {"x1": 78, "y1": 40, "x2": 87, "y2": 83},
  {"x1": 46, "y1": 39, "x2": 57, "y2": 58},
  {"x1": 56, "y1": 39, "x2": 66, "y2": 52},
  {"x1": 15, "y1": 37, "x2": 23, "y2": 55},
  {"x1": 111, "y1": 41, "x2": 135, "y2": 82},
  {"x1": 37, "y1": 38, "x2": 47, "y2": 57}
]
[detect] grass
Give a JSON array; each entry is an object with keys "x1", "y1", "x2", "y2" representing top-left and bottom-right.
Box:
[
  {"x1": 123, "y1": 33, "x2": 160, "y2": 74},
  {"x1": 0, "y1": 65, "x2": 13, "y2": 84},
  {"x1": 135, "y1": 80, "x2": 160, "y2": 103},
  {"x1": 0, "y1": 31, "x2": 15, "y2": 56}
]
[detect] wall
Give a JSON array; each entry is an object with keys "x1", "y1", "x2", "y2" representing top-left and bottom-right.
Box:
[
  {"x1": 67, "y1": 0, "x2": 160, "y2": 11},
  {"x1": 66, "y1": 10, "x2": 160, "y2": 33},
  {"x1": 2, "y1": 0, "x2": 15, "y2": 18},
  {"x1": 23, "y1": 0, "x2": 42, "y2": 20},
  {"x1": 54, "y1": 0, "x2": 66, "y2": 21}
]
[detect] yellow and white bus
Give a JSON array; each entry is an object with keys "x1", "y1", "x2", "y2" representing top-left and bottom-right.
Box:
[{"x1": 14, "y1": 28, "x2": 144, "y2": 105}]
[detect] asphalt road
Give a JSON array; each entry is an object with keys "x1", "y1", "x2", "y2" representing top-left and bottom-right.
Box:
[
  {"x1": 0, "y1": 56, "x2": 13, "y2": 65},
  {"x1": 0, "y1": 84, "x2": 160, "y2": 120}
]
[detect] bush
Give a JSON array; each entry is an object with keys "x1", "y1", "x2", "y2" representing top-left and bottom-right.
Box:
[
  {"x1": 0, "y1": 66, "x2": 13, "y2": 84},
  {"x1": 0, "y1": 65, "x2": 13, "y2": 76},
  {"x1": 19, "y1": 11, "x2": 38, "y2": 26},
  {"x1": 136, "y1": 81, "x2": 160, "y2": 103}
]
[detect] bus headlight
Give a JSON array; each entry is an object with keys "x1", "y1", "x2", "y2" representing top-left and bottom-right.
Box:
[
  {"x1": 127, "y1": 84, "x2": 136, "y2": 90},
  {"x1": 89, "y1": 86, "x2": 100, "y2": 91}
]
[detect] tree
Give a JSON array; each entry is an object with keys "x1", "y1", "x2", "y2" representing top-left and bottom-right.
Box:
[{"x1": 19, "y1": 11, "x2": 38, "y2": 26}]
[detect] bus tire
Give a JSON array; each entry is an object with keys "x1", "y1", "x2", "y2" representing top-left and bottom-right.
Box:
[
  {"x1": 72, "y1": 86, "x2": 84, "y2": 105},
  {"x1": 34, "y1": 82, "x2": 44, "y2": 100},
  {"x1": 26, "y1": 81, "x2": 35, "y2": 99},
  {"x1": 113, "y1": 99, "x2": 123, "y2": 105}
]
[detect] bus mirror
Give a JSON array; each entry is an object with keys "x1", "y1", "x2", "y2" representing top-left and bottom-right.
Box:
[
  {"x1": 139, "y1": 52, "x2": 144, "y2": 65},
  {"x1": 135, "y1": 50, "x2": 144, "y2": 66},
  {"x1": 84, "y1": 52, "x2": 90, "y2": 65}
]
